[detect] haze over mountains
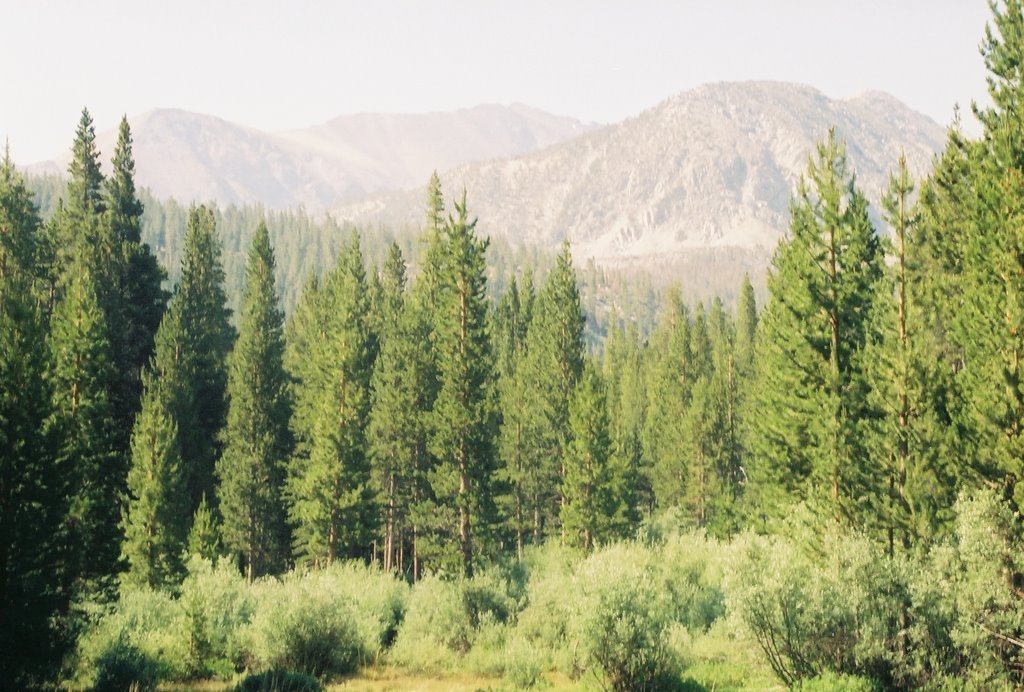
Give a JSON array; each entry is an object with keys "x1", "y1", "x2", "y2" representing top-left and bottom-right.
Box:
[
  {"x1": 335, "y1": 82, "x2": 947, "y2": 265},
  {"x1": 29, "y1": 81, "x2": 947, "y2": 276},
  {"x1": 28, "y1": 104, "x2": 596, "y2": 210}
]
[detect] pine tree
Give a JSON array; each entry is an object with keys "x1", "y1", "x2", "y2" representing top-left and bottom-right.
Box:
[
  {"x1": 752, "y1": 129, "x2": 884, "y2": 526},
  {"x1": 645, "y1": 291, "x2": 695, "y2": 510},
  {"x1": 561, "y1": 366, "x2": 616, "y2": 552},
  {"x1": 707, "y1": 298, "x2": 747, "y2": 536},
  {"x1": 103, "y1": 116, "x2": 168, "y2": 461},
  {"x1": 186, "y1": 495, "x2": 222, "y2": 562},
  {"x1": 65, "y1": 108, "x2": 105, "y2": 218},
  {"x1": 495, "y1": 273, "x2": 538, "y2": 557},
  {"x1": 946, "y1": 1, "x2": 1024, "y2": 508},
  {"x1": 518, "y1": 241, "x2": 585, "y2": 539},
  {"x1": 47, "y1": 109, "x2": 108, "y2": 290},
  {"x1": 368, "y1": 295, "x2": 435, "y2": 577},
  {"x1": 218, "y1": 224, "x2": 291, "y2": 580},
  {"x1": 120, "y1": 294, "x2": 194, "y2": 587},
  {"x1": 121, "y1": 371, "x2": 187, "y2": 588},
  {"x1": 176, "y1": 205, "x2": 234, "y2": 513},
  {"x1": 424, "y1": 190, "x2": 498, "y2": 577},
  {"x1": 736, "y1": 274, "x2": 758, "y2": 369},
  {"x1": 604, "y1": 317, "x2": 649, "y2": 523},
  {"x1": 864, "y1": 154, "x2": 961, "y2": 551},
  {"x1": 0, "y1": 154, "x2": 70, "y2": 686},
  {"x1": 288, "y1": 232, "x2": 376, "y2": 566},
  {"x1": 47, "y1": 251, "x2": 122, "y2": 594}
]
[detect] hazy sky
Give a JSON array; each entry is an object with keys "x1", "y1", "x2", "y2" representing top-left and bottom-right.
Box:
[{"x1": 1, "y1": 0, "x2": 993, "y2": 163}]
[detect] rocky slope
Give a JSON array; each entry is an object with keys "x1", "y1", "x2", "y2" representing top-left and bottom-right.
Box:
[{"x1": 335, "y1": 82, "x2": 947, "y2": 265}]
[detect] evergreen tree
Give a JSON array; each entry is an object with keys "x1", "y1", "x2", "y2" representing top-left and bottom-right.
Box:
[
  {"x1": 368, "y1": 294, "x2": 435, "y2": 577},
  {"x1": 120, "y1": 294, "x2": 195, "y2": 587},
  {"x1": 46, "y1": 254, "x2": 121, "y2": 593},
  {"x1": 65, "y1": 108, "x2": 105, "y2": 218},
  {"x1": 752, "y1": 129, "x2": 884, "y2": 526},
  {"x1": 865, "y1": 154, "x2": 960, "y2": 551},
  {"x1": 948, "y1": 2, "x2": 1024, "y2": 508},
  {"x1": 47, "y1": 108, "x2": 108, "y2": 289},
  {"x1": 0, "y1": 155, "x2": 69, "y2": 687},
  {"x1": 288, "y1": 232, "x2": 376, "y2": 566},
  {"x1": 218, "y1": 224, "x2": 291, "y2": 580},
  {"x1": 604, "y1": 318, "x2": 649, "y2": 523},
  {"x1": 561, "y1": 366, "x2": 617, "y2": 551},
  {"x1": 424, "y1": 190, "x2": 498, "y2": 577},
  {"x1": 495, "y1": 273, "x2": 538, "y2": 557},
  {"x1": 186, "y1": 495, "x2": 222, "y2": 562},
  {"x1": 121, "y1": 371, "x2": 187, "y2": 588},
  {"x1": 176, "y1": 205, "x2": 234, "y2": 513},
  {"x1": 706, "y1": 298, "x2": 746, "y2": 536},
  {"x1": 103, "y1": 116, "x2": 168, "y2": 460},
  {"x1": 519, "y1": 240, "x2": 585, "y2": 539},
  {"x1": 645, "y1": 292, "x2": 695, "y2": 509},
  {"x1": 736, "y1": 274, "x2": 758, "y2": 368}
]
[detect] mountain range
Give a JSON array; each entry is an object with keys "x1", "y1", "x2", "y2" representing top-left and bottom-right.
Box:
[
  {"x1": 29, "y1": 82, "x2": 948, "y2": 281},
  {"x1": 28, "y1": 104, "x2": 595, "y2": 210},
  {"x1": 334, "y1": 82, "x2": 947, "y2": 267}
]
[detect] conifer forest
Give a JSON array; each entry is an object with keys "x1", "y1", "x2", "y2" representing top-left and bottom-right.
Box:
[{"x1": 9, "y1": 4, "x2": 1024, "y2": 692}]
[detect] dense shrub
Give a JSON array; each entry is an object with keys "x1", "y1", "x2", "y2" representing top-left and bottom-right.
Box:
[
  {"x1": 514, "y1": 544, "x2": 577, "y2": 670},
  {"x1": 569, "y1": 543, "x2": 680, "y2": 691},
  {"x1": 240, "y1": 576, "x2": 361, "y2": 678},
  {"x1": 722, "y1": 529, "x2": 905, "y2": 687},
  {"x1": 293, "y1": 563, "x2": 409, "y2": 661},
  {"x1": 75, "y1": 588, "x2": 185, "y2": 685},
  {"x1": 179, "y1": 556, "x2": 254, "y2": 677},
  {"x1": 902, "y1": 491, "x2": 1024, "y2": 688},
  {"x1": 654, "y1": 532, "x2": 726, "y2": 633},
  {"x1": 502, "y1": 635, "x2": 543, "y2": 688},
  {"x1": 390, "y1": 568, "x2": 518, "y2": 671},
  {"x1": 90, "y1": 639, "x2": 160, "y2": 692},
  {"x1": 233, "y1": 668, "x2": 323, "y2": 691}
]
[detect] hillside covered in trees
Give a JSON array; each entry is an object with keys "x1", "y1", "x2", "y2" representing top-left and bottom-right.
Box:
[{"x1": 8, "y1": 2, "x2": 1024, "y2": 691}]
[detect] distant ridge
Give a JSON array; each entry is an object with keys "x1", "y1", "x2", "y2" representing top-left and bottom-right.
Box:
[
  {"x1": 27, "y1": 104, "x2": 597, "y2": 210},
  {"x1": 334, "y1": 81, "x2": 946, "y2": 266}
]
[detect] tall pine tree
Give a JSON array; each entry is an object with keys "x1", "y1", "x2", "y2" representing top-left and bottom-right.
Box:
[
  {"x1": 103, "y1": 116, "x2": 167, "y2": 461},
  {"x1": 176, "y1": 205, "x2": 234, "y2": 513},
  {"x1": 0, "y1": 153, "x2": 70, "y2": 687},
  {"x1": 752, "y1": 129, "x2": 883, "y2": 527},
  {"x1": 218, "y1": 223, "x2": 292, "y2": 580},
  {"x1": 46, "y1": 253, "x2": 121, "y2": 594},
  {"x1": 287, "y1": 232, "x2": 376, "y2": 566},
  {"x1": 424, "y1": 190, "x2": 498, "y2": 577}
]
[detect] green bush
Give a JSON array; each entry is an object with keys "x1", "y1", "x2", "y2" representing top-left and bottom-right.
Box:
[
  {"x1": 179, "y1": 556, "x2": 253, "y2": 677},
  {"x1": 722, "y1": 530, "x2": 906, "y2": 687},
  {"x1": 299, "y1": 562, "x2": 409, "y2": 660},
  {"x1": 390, "y1": 568, "x2": 519, "y2": 671},
  {"x1": 514, "y1": 544, "x2": 577, "y2": 669},
  {"x1": 90, "y1": 639, "x2": 160, "y2": 692},
  {"x1": 240, "y1": 577, "x2": 361, "y2": 678},
  {"x1": 902, "y1": 490, "x2": 1024, "y2": 688},
  {"x1": 655, "y1": 532, "x2": 726, "y2": 633},
  {"x1": 502, "y1": 636, "x2": 543, "y2": 689},
  {"x1": 233, "y1": 668, "x2": 323, "y2": 691},
  {"x1": 75, "y1": 588, "x2": 185, "y2": 685},
  {"x1": 569, "y1": 543, "x2": 679, "y2": 691}
]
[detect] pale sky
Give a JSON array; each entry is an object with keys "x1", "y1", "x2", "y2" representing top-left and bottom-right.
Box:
[{"x1": 0, "y1": 0, "x2": 992, "y2": 163}]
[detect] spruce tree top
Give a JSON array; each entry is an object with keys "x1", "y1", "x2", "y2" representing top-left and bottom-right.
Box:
[{"x1": 66, "y1": 108, "x2": 105, "y2": 217}]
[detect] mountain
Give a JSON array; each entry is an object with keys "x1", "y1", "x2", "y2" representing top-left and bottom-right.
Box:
[
  {"x1": 334, "y1": 82, "x2": 947, "y2": 271},
  {"x1": 28, "y1": 105, "x2": 595, "y2": 210}
]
